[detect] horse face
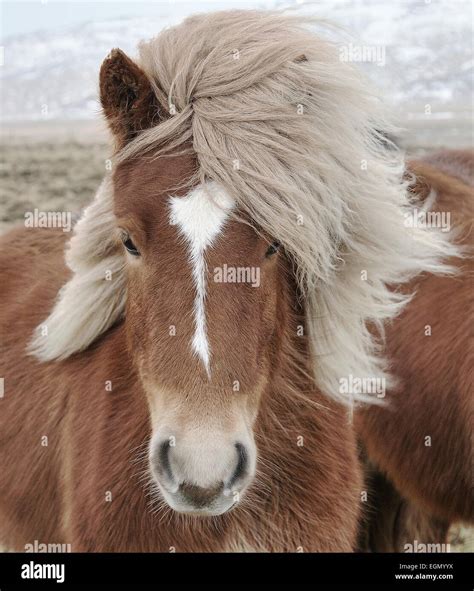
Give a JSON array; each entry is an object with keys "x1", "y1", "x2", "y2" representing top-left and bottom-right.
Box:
[{"x1": 114, "y1": 154, "x2": 282, "y2": 516}]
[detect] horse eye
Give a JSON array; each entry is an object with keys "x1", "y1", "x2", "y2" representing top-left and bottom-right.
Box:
[
  {"x1": 265, "y1": 240, "x2": 281, "y2": 257},
  {"x1": 121, "y1": 234, "x2": 140, "y2": 256}
]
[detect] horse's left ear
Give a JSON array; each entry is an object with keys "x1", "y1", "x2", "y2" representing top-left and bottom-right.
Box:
[{"x1": 100, "y1": 48, "x2": 160, "y2": 147}]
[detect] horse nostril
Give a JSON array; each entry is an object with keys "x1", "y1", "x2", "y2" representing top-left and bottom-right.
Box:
[
  {"x1": 228, "y1": 442, "x2": 248, "y2": 488},
  {"x1": 158, "y1": 439, "x2": 173, "y2": 481}
]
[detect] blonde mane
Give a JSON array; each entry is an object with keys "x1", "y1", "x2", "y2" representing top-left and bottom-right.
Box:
[{"x1": 30, "y1": 10, "x2": 458, "y2": 405}]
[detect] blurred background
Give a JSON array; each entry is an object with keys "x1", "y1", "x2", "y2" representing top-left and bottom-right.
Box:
[
  {"x1": 0, "y1": 0, "x2": 472, "y2": 550},
  {"x1": 1, "y1": 0, "x2": 472, "y2": 233}
]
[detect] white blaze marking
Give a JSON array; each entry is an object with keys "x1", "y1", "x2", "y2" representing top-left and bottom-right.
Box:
[{"x1": 169, "y1": 182, "x2": 234, "y2": 375}]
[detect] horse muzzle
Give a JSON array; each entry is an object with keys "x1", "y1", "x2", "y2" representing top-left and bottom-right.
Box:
[{"x1": 149, "y1": 433, "x2": 255, "y2": 516}]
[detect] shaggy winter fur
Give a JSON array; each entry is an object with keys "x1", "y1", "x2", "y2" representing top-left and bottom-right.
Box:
[
  {"x1": 29, "y1": 10, "x2": 458, "y2": 404},
  {"x1": 356, "y1": 153, "x2": 474, "y2": 531}
]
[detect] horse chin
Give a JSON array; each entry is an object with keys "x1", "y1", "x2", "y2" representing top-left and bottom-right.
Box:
[
  {"x1": 159, "y1": 486, "x2": 238, "y2": 517},
  {"x1": 174, "y1": 505, "x2": 236, "y2": 518}
]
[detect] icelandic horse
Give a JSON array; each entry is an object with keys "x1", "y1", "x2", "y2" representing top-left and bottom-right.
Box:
[
  {"x1": 357, "y1": 149, "x2": 473, "y2": 550},
  {"x1": 0, "y1": 11, "x2": 471, "y2": 552}
]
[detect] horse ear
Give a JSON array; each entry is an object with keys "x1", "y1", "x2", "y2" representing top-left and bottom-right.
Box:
[{"x1": 100, "y1": 48, "x2": 161, "y2": 147}]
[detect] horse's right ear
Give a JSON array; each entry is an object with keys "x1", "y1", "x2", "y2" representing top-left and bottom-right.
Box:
[{"x1": 100, "y1": 48, "x2": 161, "y2": 147}]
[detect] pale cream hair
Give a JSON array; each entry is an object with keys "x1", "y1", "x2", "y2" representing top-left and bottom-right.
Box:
[{"x1": 30, "y1": 10, "x2": 458, "y2": 404}]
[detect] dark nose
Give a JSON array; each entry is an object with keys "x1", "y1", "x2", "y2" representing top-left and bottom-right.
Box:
[{"x1": 179, "y1": 482, "x2": 224, "y2": 507}]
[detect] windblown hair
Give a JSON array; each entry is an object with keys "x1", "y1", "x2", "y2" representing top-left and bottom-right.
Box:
[
  {"x1": 29, "y1": 177, "x2": 127, "y2": 361},
  {"x1": 31, "y1": 10, "x2": 458, "y2": 404}
]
